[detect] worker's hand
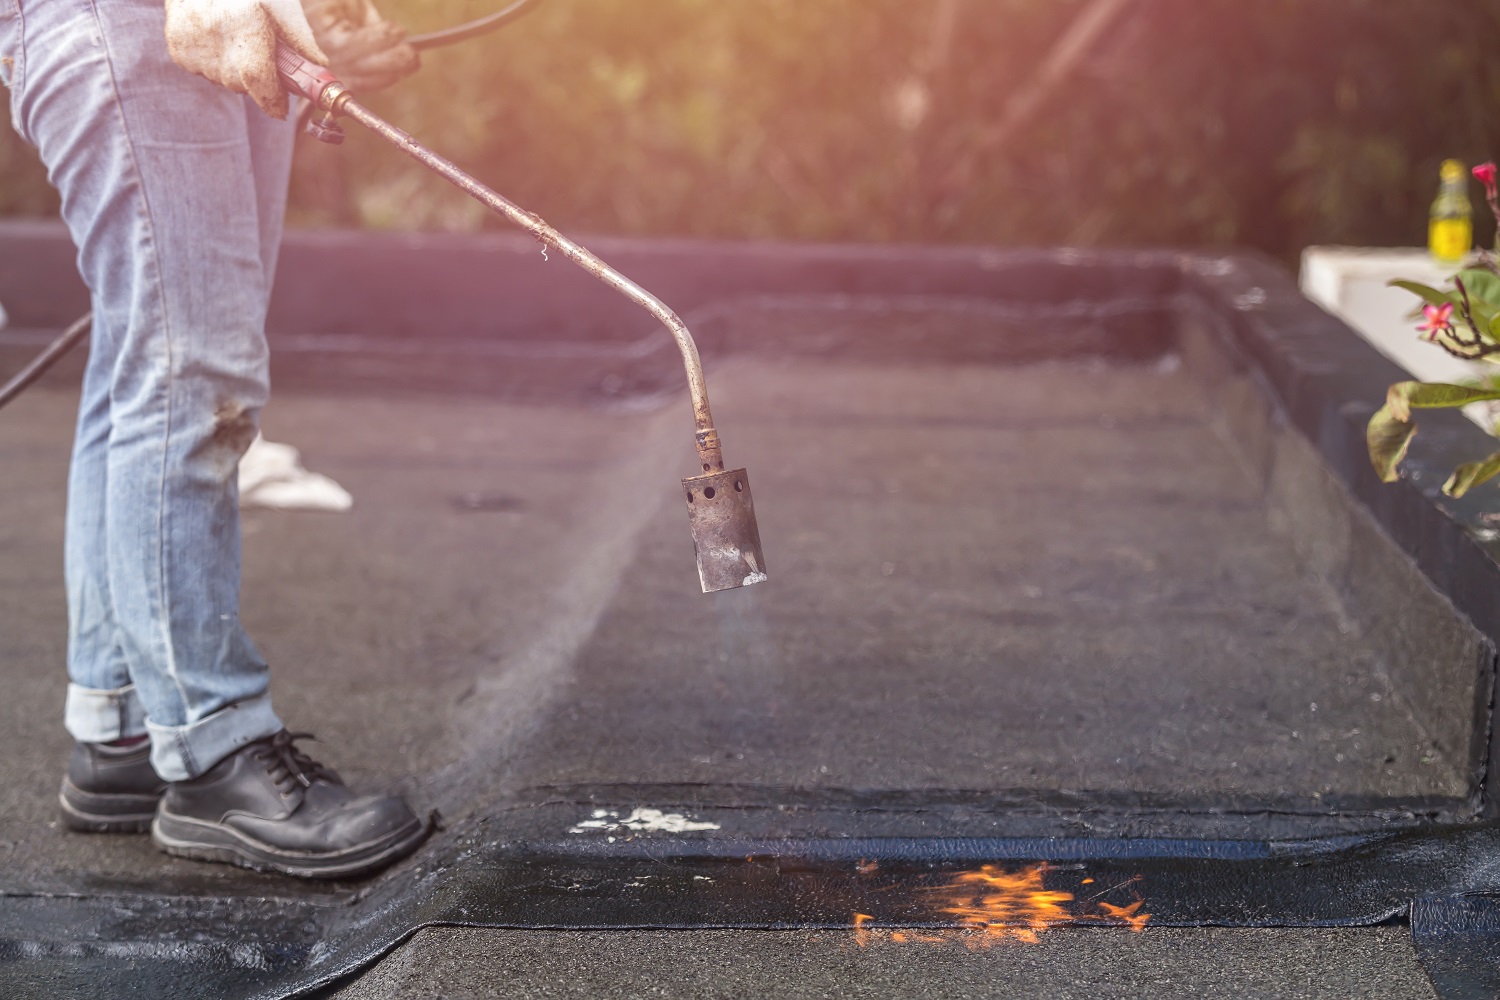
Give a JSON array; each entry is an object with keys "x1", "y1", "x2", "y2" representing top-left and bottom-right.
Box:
[
  {"x1": 164, "y1": 0, "x2": 328, "y2": 120},
  {"x1": 301, "y1": 0, "x2": 419, "y2": 94}
]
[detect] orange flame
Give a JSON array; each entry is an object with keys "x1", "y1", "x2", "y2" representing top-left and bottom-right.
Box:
[
  {"x1": 851, "y1": 863, "x2": 1151, "y2": 947},
  {"x1": 1097, "y1": 899, "x2": 1150, "y2": 933},
  {"x1": 939, "y1": 865, "x2": 1074, "y2": 944},
  {"x1": 853, "y1": 912, "x2": 873, "y2": 948}
]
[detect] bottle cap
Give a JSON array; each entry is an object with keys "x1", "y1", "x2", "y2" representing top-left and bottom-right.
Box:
[{"x1": 1441, "y1": 159, "x2": 1466, "y2": 182}]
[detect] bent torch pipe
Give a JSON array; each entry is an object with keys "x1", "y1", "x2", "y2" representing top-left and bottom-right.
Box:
[{"x1": 276, "y1": 46, "x2": 766, "y2": 592}]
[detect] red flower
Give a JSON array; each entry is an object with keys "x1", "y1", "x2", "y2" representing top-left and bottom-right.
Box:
[
  {"x1": 1475, "y1": 162, "x2": 1499, "y2": 198},
  {"x1": 1417, "y1": 302, "x2": 1455, "y2": 342}
]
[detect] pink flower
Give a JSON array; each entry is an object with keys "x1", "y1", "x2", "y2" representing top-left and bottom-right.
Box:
[
  {"x1": 1418, "y1": 302, "x2": 1454, "y2": 342},
  {"x1": 1475, "y1": 162, "x2": 1498, "y2": 198}
]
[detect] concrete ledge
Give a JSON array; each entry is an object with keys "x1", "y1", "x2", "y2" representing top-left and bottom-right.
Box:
[
  {"x1": 1179, "y1": 309, "x2": 1492, "y2": 799},
  {"x1": 1180, "y1": 253, "x2": 1500, "y2": 813},
  {"x1": 0, "y1": 220, "x2": 1177, "y2": 341}
]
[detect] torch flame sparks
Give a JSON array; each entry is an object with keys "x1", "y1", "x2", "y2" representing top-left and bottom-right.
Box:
[
  {"x1": 853, "y1": 912, "x2": 873, "y2": 949},
  {"x1": 852, "y1": 863, "x2": 1151, "y2": 948},
  {"x1": 1096, "y1": 899, "x2": 1151, "y2": 933}
]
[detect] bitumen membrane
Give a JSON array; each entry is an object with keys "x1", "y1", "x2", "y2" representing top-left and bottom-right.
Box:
[
  {"x1": 4, "y1": 251, "x2": 1500, "y2": 997},
  {"x1": 500, "y1": 357, "x2": 1458, "y2": 805}
]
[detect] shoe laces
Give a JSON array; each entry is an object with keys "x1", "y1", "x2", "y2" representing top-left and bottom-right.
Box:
[{"x1": 253, "y1": 731, "x2": 336, "y2": 792}]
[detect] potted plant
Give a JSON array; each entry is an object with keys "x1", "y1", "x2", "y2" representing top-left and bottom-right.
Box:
[{"x1": 1368, "y1": 162, "x2": 1500, "y2": 496}]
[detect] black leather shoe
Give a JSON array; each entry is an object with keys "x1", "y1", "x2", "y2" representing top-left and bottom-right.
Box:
[
  {"x1": 151, "y1": 731, "x2": 430, "y2": 879},
  {"x1": 59, "y1": 740, "x2": 166, "y2": 833}
]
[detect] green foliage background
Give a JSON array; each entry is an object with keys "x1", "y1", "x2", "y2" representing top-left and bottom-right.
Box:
[{"x1": 2, "y1": 0, "x2": 1498, "y2": 262}]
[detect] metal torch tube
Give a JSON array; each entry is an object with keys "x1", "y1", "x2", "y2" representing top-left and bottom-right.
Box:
[{"x1": 331, "y1": 92, "x2": 725, "y2": 472}]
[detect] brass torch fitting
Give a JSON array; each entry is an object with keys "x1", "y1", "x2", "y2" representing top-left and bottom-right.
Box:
[
  {"x1": 319, "y1": 83, "x2": 353, "y2": 115},
  {"x1": 695, "y1": 426, "x2": 725, "y2": 473}
]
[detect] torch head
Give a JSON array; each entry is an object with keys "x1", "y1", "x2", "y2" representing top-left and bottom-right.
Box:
[{"x1": 682, "y1": 468, "x2": 767, "y2": 593}]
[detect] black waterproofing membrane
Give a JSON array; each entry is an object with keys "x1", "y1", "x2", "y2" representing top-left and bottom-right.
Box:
[
  {"x1": 6, "y1": 822, "x2": 1500, "y2": 998},
  {"x1": 5, "y1": 236, "x2": 1500, "y2": 997}
]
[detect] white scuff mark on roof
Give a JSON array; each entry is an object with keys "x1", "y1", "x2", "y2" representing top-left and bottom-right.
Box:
[
  {"x1": 569, "y1": 807, "x2": 721, "y2": 835},
  {"x1": 742, "y1": 571, "x2": 769, "y2": 586}
]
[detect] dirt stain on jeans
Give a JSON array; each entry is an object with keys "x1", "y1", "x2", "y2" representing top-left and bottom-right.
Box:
[{"x1": 212, "y1": 399, "x2": 257, "y2": 456}]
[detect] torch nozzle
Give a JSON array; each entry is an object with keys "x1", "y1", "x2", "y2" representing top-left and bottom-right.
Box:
[{"x1": 683, "y1": 469, "x2": 768, "y2": 593}]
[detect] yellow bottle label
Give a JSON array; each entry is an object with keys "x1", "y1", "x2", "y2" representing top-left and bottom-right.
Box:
[{"x1": 1430, "y1": 217, "x2": 1473, "y2": 262}]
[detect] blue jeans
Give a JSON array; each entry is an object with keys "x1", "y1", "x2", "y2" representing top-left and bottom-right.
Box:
[{"x1": 1, "y1": 0, "x2": 288, "y2": 779}]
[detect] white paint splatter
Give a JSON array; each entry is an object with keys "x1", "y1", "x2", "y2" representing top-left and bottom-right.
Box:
[{"x1": 569, "y1": 807, "x2": 721, "y2": 835}]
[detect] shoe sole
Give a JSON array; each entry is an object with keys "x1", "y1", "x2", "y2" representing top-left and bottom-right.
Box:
[
  {"x1": 151, "y1": 809, "x2": 432, "y2": 879},
  {"x1": 58, "y1": 780, "x2": 160, "y2": 834}
]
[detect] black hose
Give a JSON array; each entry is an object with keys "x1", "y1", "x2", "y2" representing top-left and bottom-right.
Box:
[
  {"x1": 1, "y1": 0, "x2": 546, "y2": 414},
  {"x1": 295, "y1": 0, "x2": 547, "y2": 131},
  {"x1": 407, "y1": 0, "x2": 547, "y2": 50},
  {"x1": 0, "y1": 312, "x2": 91, "y2": 410}
]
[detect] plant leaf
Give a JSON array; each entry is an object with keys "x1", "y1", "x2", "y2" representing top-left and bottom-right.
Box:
[
  {"x1": 1389, "y1": 279, "x2": 1460, "y2": 310},
  {"x1": 1456, "y1": 275, "x2": 1500, "y2": 334},
  {"x1": 1369, "y1": 381, "x2": 1500, "y2": 483},
  {"x1": 1459, "y1": 269, "x2": 1500, "y2": 312},
  {"x1": 1467, "y1": 301, "x2": 1498, "y2": 335},
  {"x1": 1384, "y1": 380, "x2": 1500, "y2": 422},
  {"x1": 1444, "y1": 451, "x2": 1500, "y2": 497},
  {"x1": 1368, "y1": 403, "x2": 1417, "y2": 482}
]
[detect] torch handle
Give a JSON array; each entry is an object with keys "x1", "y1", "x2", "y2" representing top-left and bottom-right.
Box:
[{"x1": 275, "y1": 43, "x2": 340, "y2": 105}]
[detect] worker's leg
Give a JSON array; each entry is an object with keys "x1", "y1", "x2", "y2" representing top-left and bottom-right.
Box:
[
  {"x1": 62, "y1": 280, "x2": 141, "y2": 742},
  {"x1": 13, "y1": 0, "x2": 288, "y2": 779}
]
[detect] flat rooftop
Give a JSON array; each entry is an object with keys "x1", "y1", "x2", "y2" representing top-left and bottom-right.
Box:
[{"x1": 3, "y1": 236, "x2": 1499, "y2": 997}]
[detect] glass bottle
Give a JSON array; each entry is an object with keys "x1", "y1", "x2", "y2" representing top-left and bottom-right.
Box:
[{"x1": 1430, "y1": 159, "x2": 1473, "y2": 264}]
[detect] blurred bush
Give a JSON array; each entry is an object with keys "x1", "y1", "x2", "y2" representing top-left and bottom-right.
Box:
[{"x1": 1, "y1": 0, "x2": 1497, "y2": 262}]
